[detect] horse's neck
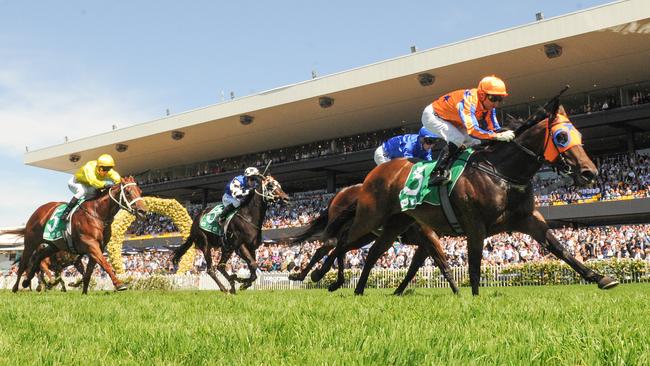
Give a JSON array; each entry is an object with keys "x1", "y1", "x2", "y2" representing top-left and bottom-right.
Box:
[
  {"x1": 241, "y1": 192, "x2": 267, "y2": 226},
  {"x1": 89, "y1": 190, "x2": 121, "y2": 221},
  {"x1": 485, "y1": 126, "x2": 546, "y2": 183}
]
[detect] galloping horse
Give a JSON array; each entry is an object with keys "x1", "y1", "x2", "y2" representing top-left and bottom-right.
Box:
[
  {"x1": 311, "y1": 99, "x2": 619, "y2": 295},
  {"x1": 3, "y1": 176, "x2": 147, "y2": 294},
  {"x1": 288, "y1": 184, "x2": 460, "y2": 295},
  {"x1": 172, "y1": 175, "x2": 289, "y2": 293}
]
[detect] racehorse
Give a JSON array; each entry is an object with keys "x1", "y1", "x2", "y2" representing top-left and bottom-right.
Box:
[
  {"x1": 36, "y1": 252, "x2": 84, "y2": 292},
  {"x1": 2, "y1": 176, "x2": 147, "y2": 294},
  {"x1": 311, "y1": 98, "x2": 619, "y2": 296},
  {"x1": 172, "y1": 175, "x2": 289, "y2": 293},
  {"x1": 287, "y1": 184, "x2": 460, "y2": 295}
]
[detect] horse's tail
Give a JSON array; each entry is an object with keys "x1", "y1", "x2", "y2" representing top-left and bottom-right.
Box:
[
  {"x1": 323, "y1": 201, "x2": 357, "y2": 239},
  {"x1": 0, "y1": 228, "x2": 26, "y2": 238},
  {"x1": 172, "y1": 223, "x2": 198, "y2": 266},
  {"x1": 287, "y1": 209, "x2": 329, "y2": 244}
]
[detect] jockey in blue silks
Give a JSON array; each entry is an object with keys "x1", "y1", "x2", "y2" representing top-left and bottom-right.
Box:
[
  {"x1": 220, "y1": 166, "x2": 260, "y2": 221},
  {"x1": 373, "y1": 127, "x2": 440, "y2": 165}
]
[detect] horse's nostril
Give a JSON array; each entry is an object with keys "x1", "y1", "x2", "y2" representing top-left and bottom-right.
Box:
[{"x1": 580, "y1": 170, "x2": 596, "y2": 182}]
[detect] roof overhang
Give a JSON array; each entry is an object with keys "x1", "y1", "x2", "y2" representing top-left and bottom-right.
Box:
[{"x1": 25, "y1": 0, "x2": 650, "y2": 175}]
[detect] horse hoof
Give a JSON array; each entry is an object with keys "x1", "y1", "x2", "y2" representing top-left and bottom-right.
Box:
[
  {"x1": 22, "y1": 280, "x2": 30, "y2": 288},
  {"x1": 288, "y1": 274, "x2": 303, "y2": 281},
  {"x1": 310, "y1": 271, "x2": 322, "y2": 283},
  {"x1": 115, "y1": 284, "x2": 128, "y2": 291},
  {"x1": 327, "y1": 282, "x2": 342, "y2": 292},
  {"x1": 598, "y1": 276, "x2": 619, "y2": 290}
]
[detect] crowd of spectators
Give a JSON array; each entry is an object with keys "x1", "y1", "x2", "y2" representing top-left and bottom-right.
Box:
[
  {"x1": 140, "y1": 126, "x2": 409, "y2": 186},
  {"x1": 2, "y1": 224, "x2": 638, "y2": 280},
  {"x1": 125, "y1": 149, "x2": 650, "y2": 236}
]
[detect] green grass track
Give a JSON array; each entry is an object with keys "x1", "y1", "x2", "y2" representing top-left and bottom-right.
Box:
[{"x1": 1, "y1": 284, "x2": 648, "y2": 365}]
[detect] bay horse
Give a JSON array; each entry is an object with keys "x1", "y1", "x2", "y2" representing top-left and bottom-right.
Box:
[
  {"x1": 36, "y1": 253, "x2": 85, "y2": 292},
  {"x1": 172, "y1": 175, "x2": 289, "y2": 293},
  {"x1": 287, "y1": 184, "x2": 460, "y2": 295},
  {"x1": 311, "y1": 101, "x2": 619, "y2": 295},
  {"x1": 2, "y1": 176, "x2": 147, "y2": 294}
]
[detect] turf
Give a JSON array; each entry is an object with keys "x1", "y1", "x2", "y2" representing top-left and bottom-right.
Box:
[{"x1": 1, "y1": 284, "x2": 648, "y2": 365}]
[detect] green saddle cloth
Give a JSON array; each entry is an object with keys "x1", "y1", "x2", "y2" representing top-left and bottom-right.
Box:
[
  {"x1": 199, "y1": 204, "x2": 237, "y2": 235},
  {"x1": 43, "y1": 199, "x2": 85, "y2": 241},
  {"x1": 399, "y1": 148, "x2": 474, "y2": 211}
]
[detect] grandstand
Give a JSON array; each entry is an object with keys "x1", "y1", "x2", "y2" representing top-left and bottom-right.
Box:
[{"x1": 22, "y1": 0, "x2": 650, "y2": 241}]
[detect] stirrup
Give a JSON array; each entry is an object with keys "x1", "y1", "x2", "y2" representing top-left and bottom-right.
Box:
[{"x1": 429, "y1": 170, "x2": 450, "y2": 185}]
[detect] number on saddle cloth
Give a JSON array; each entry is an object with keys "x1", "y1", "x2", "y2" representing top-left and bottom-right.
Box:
[
  {"x1": 43, "y1": 199, "x2": 85, "y2": 241},
  {"x1": 399, "y1": 148, "x2": 474, "y2": 211},
  {"x1": 199, "y1": 204, "x2": 238, "y2": 236}
]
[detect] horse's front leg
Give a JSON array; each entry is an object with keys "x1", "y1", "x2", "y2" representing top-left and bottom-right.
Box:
[
  {"x1": 236, "y1": 244, "x2": 258, "y2": 290},
  {"x1": 518, "y1": 211, "x2": 618, "y2": 289},
  {"x1": 216, "y1": 247, "x2": 236, "y2": 294},
  {"x1": 82, "y1": 238, "x2": 126, "y2": 292}
]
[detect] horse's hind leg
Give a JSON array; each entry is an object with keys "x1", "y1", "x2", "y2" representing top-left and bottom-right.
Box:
[
  {"x1": 288, "y1": 243, "x2": 334, "y2": 281},
  {"x1": 236, "y1": 244, "x2": 259, "y2": 290},
  {"x1": 353, "y1": 222, "x2": 405, "y2": 296},
  {"x1": 204, "y1": 247, "x2": 228, "y2": 292},
  {"x1": 216, "y1": 247, "x2": 236, "y2": 293},
  {"x1": 327, "y1": 252, "x2": 347, "y2": 292},
  {"x1": 23, "y1": 245, "x2": 58, "y2": 289},
  {"x1": 394, "y1": 245, "x2": 428, "y2": 296},
  {"x1": 12, "y1": 238, "x2": 38, "y2": 293},
  {"x1": 82, "y1": 258, "x2": 96, "y2": 294}
]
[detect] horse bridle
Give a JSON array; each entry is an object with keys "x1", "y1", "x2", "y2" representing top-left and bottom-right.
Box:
[
  {"x1": 108, "y1": 182, "x2": 144, "y2": 215},
  {"x1": 254, "y1": 176, "x2": 282, "y2": 203},
  {"x1": 512, "y1": 118, "x2": 577, "y2": 177}
]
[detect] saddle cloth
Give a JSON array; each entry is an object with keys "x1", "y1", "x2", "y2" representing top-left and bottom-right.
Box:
[{"x1": 399, "y1": 148, "x2": 474, "y2": 211}]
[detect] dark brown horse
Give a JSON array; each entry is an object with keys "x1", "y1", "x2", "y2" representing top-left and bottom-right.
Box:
[
  {"x1": 2, "y1": 176, "x2": 147, "y2": 294},
  {"x1": 172, "y1": 175, "x2": 289, "y2": 293},
  {"x1": 288, "y1": 184, "x2": 460, "y2": 295},
  {"x1": 312, "y1": 102, "x2": 619, "y2": 295}
]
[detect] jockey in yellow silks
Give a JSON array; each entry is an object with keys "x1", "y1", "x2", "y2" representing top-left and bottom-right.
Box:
[{"x1": 61, "y1": 154, "x2": 122, "y2": 221}]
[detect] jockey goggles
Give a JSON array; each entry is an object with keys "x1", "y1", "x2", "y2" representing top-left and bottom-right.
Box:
[
  {"x1": 487, "y1": 94, "x2": 504, "y2": 103},
  {"x1": 422, "y1": 137, "x2": 437, "y2": 145},
  {"x1": 99, "y1": 166, "x2": 112, "y2": 172}
]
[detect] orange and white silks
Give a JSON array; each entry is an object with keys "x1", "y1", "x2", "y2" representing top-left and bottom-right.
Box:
[{"x1": 432, "y1": 88, "x2": 501, "y2": 140}]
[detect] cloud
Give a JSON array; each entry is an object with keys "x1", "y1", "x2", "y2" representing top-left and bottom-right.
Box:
[{"x1": 0, "y1": 65, "x2": 157, "y2": 156}]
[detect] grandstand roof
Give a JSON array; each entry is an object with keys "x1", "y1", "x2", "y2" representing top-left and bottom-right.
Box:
[{"x1": 25, "y1": 0, "x2": 650, "y2": 175}]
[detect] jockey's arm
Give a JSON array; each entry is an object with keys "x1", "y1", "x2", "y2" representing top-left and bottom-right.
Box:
[
  {"x1": 457, "y1": 100, "x2": 497, "y2": 140},
  {"x1": 107, "y1": 170, "x2": 122, "y2": 184}
]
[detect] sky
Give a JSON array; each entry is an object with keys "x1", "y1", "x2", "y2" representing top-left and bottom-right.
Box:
[{"x1": 0, "y1": 0, "x2": 613, "y2": 226}]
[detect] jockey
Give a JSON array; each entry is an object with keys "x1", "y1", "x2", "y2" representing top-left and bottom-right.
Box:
[
  {"x1": 62, "y1": 154, "x2": 122, "y2": 221},
  {"x1": 374, "y1": 127, "x2": 440, "y2": 165},
  {"x1": 422, "y1": 75, "x2": 515, "y2": 184},
  {"x1": 220, "y1": 167, "x2": 260, "y2": 221}
]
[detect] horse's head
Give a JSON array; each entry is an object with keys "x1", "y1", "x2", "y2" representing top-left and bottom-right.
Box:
[
  {"x1": 109, "y1": 176, "x2": 148, "y2": 218},
  {"x1": 259, "y1": 175, "x2": 289, "y2": 203},
  {"x1": 516, "y1": 105, "x2": 597, "y2": 186}
]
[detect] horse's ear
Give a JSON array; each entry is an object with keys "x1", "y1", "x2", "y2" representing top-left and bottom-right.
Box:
[{"x1": 557, "y1": 105, "x2": 567, "y2": 117}]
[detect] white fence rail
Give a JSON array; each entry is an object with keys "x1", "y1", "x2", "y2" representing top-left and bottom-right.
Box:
[{"x1": 2, "y1": 261, "x2": 648, "y2": 291}]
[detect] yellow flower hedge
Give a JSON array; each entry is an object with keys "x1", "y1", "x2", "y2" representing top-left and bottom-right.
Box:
[{"x1": 106, "y1": 197, "x2": 195, "y2": 274}]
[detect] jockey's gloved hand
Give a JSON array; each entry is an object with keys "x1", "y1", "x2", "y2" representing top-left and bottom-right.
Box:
[
  {"x1": 103, "y1": 180, "x2": 115, "y2": 188},
  {"x1": 494, "y1": 130, "x2": 515, "y2": 142}
]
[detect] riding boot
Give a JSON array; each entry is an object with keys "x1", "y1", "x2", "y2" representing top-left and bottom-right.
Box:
[
  {"x1": 429, "y1": 143, "x2": 460, "y2": 185},
  {"x1": 60, "y1": 197, "x2": 79, "y2": 222}
]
